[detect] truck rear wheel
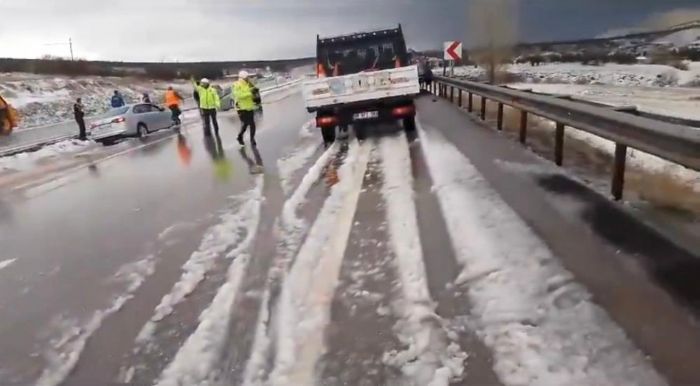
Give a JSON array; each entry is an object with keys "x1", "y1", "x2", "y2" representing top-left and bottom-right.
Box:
[
  {"x1": 354, "y1": 124, "x2": 367, "y2": 141},
  {"x1": 321, "y1": 126, "x2": 336, "y2": 145},
  {"x1": 403, "y1": 116, "x2": 416, "y2": 133}
]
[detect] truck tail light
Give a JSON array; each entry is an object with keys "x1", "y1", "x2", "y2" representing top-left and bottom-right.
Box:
[
  {"x1": 316, "y1": 116, "x2": 338, "y2": 128},
  {"x1": 317, "y1": 63, "x2": 327, "y2": 78},
  {"x1": 391, "y1": 105, "x2": 415, "y2": 118}
]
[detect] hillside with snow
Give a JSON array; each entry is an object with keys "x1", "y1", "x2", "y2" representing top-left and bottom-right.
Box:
[
  {"x1": 449, "y1": 62, "x2": 700, "y2": 87},
  {"x1": 0, "y1": 74, "x2": 190, "y2": 129}
]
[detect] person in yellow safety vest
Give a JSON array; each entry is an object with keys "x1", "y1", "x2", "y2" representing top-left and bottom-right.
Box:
[
  {"x1": 192, "y1": 78, "x2": 220, "y2": 136},
  {"x1": 0, "y1": 94, "x2": 19, "y2": 135},
  {"x1": 164, "y1": 86, "x2": 184, "y2": 125},
  {"x1": 233, "y1": 70, "x2": 259, "y2": 146}
]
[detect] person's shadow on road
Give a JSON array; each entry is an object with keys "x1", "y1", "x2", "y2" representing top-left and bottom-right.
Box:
[{"x1": 238, "y1": 145, "x2": 264, "y2": 175}]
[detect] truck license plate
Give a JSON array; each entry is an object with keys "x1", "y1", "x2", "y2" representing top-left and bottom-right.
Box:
[{"x1": 353, "y1": 111, "x2": 379, "y2": 120}]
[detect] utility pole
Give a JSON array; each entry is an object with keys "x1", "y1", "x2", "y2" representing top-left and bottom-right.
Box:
[{"x1": 69, "y1": 38, "x2": 74, "y2": 61}]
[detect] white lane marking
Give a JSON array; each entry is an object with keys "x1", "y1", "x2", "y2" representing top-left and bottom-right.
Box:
[
  {"x1": 35, "y1": 254, "x2": 157, "y2": 386},
  {"x1": 243, "y1": 143, "x2": 340, "y2": 386},
  {"x1": 154, "y1": 175, "x2": 264, "y2": 386},
  {"x1": 379, "y1": 133, "x2": 467, "y2": 385},
  {"x1": 0, "y1": 258, "x2": 17, "y2": 271},
  {"x1": 269, "y1": 140, "x2": 370, "y2": 385},
  {"x1": 133, "y1": 180, "x2": 264, "y2": 347},
  {"x1": 417, "y1": 122, "x2": 666, "y2": 386}
]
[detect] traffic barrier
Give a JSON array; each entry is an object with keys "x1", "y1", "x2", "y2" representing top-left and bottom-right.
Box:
[{"x1": 430, "y1": 76, "x2": 700, "y2": 200}]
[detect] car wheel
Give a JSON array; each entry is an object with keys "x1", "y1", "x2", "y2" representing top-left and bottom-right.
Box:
[
  {"x1": 137, "y1": 123, "x2": 148, "y2": 138},
  {"x1": 321, "y1": 125, "x2": 336, "y2": 145},
  {"x1": 403, "y1": 116, "x2": 416, "y2": 133}
]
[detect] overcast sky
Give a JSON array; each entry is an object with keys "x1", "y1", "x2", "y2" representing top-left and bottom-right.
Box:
[{"x1": 1, "y1": 0, "x2": 699, "y2": 62}]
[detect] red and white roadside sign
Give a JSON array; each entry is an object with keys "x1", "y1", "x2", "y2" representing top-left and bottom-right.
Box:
[{"x1": 443, "y1": 41, "x2": 463, "y2": 61}]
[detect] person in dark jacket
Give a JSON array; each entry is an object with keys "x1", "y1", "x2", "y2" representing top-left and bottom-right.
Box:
[
  {"x1": 74, "y1": 98, "x2": 87, "y2": 140},
  {"x1": 111, "y1": 90, "x2": 125, "y2": 108},
  {"x1": 142, "y1": 93, "x2": 151, "y2": 103}
]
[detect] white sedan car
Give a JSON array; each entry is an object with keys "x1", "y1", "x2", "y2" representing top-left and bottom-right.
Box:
[{"x1": 89, "y1": 103, "x2": 175, "y2": 143}]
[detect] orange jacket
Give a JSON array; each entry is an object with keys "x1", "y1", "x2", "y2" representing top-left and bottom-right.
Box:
[{"x1": 165, "y1": 89, "x2": 182, "y2": 107}]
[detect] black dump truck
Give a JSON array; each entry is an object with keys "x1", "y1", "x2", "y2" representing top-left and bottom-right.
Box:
[{"x1": 302, "y1": 25, "x2": 421, "y2": 145}]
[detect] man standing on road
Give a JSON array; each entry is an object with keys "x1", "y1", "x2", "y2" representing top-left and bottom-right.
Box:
[
  {"x1": 193, "y1": 78, "x2": 220, "y2": 136},
  {"x1": 74, "y1": 98, "x2": 87, "y2": 140},
  {"x1": 111, "y1": 90, "x2": 125, "y2": 108},
  {"x1": 165, "y1": 86, "x2": 184, "y2": 125},
  {"x1": 233, "y1": 70, "x2": 259, "y2": 146}
]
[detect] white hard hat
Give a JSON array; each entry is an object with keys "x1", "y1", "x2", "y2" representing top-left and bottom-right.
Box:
[
  {"x1": 238, "y1": 70, "x2": 249, "y2": 79},
  {"x1": 200, "y1": 78, "x2": 210, "y2": 84}
]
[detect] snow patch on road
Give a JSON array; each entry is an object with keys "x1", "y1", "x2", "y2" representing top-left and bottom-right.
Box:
[
  {"x1": 0, "y1": 258, "x2": 17, "y2": 271},
  {"x1": 35, "y1": 254, "x2": 157, "y2": 386},
  {"x1": 269, "y1": 140, "x2": 370, "y2": 385},
  {"x1": 418, "y1": 123, "x2": 667, "y2": 386},
  {"x1": 154, "y1": 176, "x2": 263, "y2": 386},
  {"x1": 378, "y1": 134, "x2": 467, "y2": 385},
  {"x1": 0, "y1": 139, "x2": 93, "y2": 172},
  {"x1": 135, "y1": 181, "x2": 265, "y2": 345}
]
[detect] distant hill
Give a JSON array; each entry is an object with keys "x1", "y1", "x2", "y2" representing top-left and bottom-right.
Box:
[{"x1": 0, "y1": 57, "x2": 315, "y2": 79}]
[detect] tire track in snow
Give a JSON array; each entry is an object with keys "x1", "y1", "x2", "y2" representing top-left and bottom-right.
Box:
[
  {"x1": 378, "y1": 133, "x2": 467, "y2": 385},
  {"x1": 154, "y1": 176, "x2": 264, "y2": 386},
  {"x1": 119, "y1": 180, "x2": 265, "y2": 383},
  {"x1": 269, "y1": 140, "x2": 370, "y2": 385},
  {"x1": 239, "y1": 143, "x2": 341, "y2": 386},
  {"x1": 417, "y1": 122, "x2": 666, "y2": 386},
  {"x1": 318, "y1": 143, "x2": 404, "y2": 385},
  {"x1": 276, "y1": 120, "x2": 322, "y2": 196}
]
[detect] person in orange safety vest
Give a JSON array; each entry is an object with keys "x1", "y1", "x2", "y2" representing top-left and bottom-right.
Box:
[{"x1": 164, "y1": 87, "x2": 184, "y2": 125}]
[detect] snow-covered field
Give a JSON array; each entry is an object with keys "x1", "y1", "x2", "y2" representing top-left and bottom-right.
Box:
[
  {"x1": 449, "y1": 62, "x2": 700, "y2": 88},
  {"x1": 508, "y1": 83, "x2": 700, "y2": 121},
  {"x1": 0, "y1": 73, "x2": 190, "y2": 129}
]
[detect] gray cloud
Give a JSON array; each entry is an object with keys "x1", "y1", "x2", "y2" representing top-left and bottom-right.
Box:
[{"x1": 0, "y1": 0, "x2": 698, "y2": 61}]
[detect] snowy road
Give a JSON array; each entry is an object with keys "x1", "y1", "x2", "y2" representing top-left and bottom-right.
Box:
[{"x1": 0, "y1": 89, "x2": 698, "y2": 385}]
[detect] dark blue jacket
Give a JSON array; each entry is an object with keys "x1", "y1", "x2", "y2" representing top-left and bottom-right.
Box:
[{"x1": 111, "y1": 94, "x2": 125, "y2": 108}]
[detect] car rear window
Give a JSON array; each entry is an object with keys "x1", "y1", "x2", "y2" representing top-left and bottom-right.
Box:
[{"x1": 105, "y1": 106, "x2": 129, "y2": 117}]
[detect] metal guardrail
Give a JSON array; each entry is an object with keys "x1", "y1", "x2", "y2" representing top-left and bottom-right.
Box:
[{"x1": 430, "y1": 76, "x2": 700, "y2": 200}]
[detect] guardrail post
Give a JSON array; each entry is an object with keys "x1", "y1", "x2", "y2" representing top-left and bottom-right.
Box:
[
  {"x1": 468, "y1": 93, "x2": 473, "y2": 112},
  {"x1": 497, "y1": 103, "x2": 504, "y2": 130},
  {"x1": 450, "y1": 86, "x2": 454, "y2": 103},
  {"x1": 554, "y1": 123, "x2": 565, "y2": 166},
  {"x1": 480, "y1": 96, "x2": 487, "y2": 120},
  {"x1": 612, "y1": 144, "x2": 627, "y2": 201},
  {"x1": 519, "y1": 111, "x2": 528, "y2": 143},
  {"x1": 457, "y1": 89, "x2": 463, "y2": 107}
]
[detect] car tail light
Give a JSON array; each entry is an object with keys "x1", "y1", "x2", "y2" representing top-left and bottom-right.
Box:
[
  {"x1": 316, "y1": 116, "x2": 338, "y2": 128},
  {"x1": 111, "y1": 117, "x2": 125, "y2": 124},
  {"x1": 391, "y1": 105, "x2": 415, "y2": 117}
]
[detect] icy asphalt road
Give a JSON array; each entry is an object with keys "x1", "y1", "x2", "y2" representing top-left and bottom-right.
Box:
[{"x1": 0, "y1": 88, "x2": 698, "y2": 386}]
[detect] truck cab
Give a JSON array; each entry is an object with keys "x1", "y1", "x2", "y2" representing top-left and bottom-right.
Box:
[{"x1": 303, "y1": 26, "x2": 420, "y2": 145}]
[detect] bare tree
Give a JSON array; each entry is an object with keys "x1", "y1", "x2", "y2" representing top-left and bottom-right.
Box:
[{"x1": 468, "y1": 0, "x2": 518, "y2": 84}]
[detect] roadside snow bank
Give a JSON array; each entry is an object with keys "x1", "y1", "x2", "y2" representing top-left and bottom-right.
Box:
[
  {"x1": 0, "y1": 139, "x2": 93, "y2": 172},
  {"x1": 418, "y1": 123, "x2": 666, "y2": 386},
  {"x1": 0, "y1": 258, "x2": 17, "y2": 271}
]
